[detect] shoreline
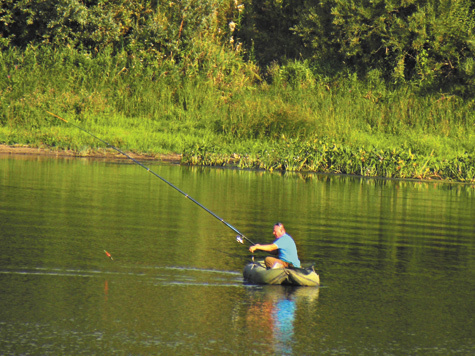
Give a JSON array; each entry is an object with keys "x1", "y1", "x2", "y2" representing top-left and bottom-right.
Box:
[
  {"x1": 2, "y1": 144, "x2": 474, "y2": 186},
  {"x1": 0, "y1": 144, "x2": 182, "y2": 163}
]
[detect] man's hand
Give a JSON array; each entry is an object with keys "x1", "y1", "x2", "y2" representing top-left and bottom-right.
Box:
[{"x1": 249, "y1": 244, "x2": 260, "y2": 253}]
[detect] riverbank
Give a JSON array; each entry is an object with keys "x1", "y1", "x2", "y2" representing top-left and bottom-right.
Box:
[
  {"x1": 0, "y1": 144, "x2": 182, "y2": 163},
  {"x1": 2, "y1": 143, "x2": 474, "y2": 188},
  {"x1": 1, "y1": 47, "x2": 474, "y2": 183}
]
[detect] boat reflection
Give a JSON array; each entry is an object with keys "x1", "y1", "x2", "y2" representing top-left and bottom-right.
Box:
[{"x1": 245, "y1": 286, "x2": 319, "y2": 355}]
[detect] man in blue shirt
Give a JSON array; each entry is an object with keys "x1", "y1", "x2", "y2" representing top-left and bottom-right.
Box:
[{"x1": 249, "y1": 222, "x2": 301, "y2": 269}]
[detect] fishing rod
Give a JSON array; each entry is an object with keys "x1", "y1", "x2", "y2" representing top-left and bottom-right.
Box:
[{"x1": 46, "y1": 111, "x2": 255, "y2": 246}]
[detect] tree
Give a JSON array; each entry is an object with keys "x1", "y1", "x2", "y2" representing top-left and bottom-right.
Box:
[
  {"x1": 236, "y1": 0, "x2": 307, "y2": 65},
  {"x1": 293, "y1": 0, "x2": 475, "y2": 89}
]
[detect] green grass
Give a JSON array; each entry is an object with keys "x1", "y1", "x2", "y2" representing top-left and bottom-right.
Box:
[{"x1": 1, "y1": 46, "x2": 474, "y2": 183}]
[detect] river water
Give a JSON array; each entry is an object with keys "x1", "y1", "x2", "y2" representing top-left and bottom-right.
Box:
[{"x1": 0, "y1": 155, "x2": 474, "y2": 355}]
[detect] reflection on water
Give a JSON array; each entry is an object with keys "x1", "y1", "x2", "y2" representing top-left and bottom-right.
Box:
[{"x1": 245, "y1": 286, "x2": 320, "y2": 355}]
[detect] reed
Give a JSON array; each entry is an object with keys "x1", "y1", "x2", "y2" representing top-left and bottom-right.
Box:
[{"x1": 1, "y1": 47, "x2": 474, "y2": 182}]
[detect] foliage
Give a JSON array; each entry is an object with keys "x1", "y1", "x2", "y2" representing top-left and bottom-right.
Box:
[
  {"x1": 183, "y1": 140, "x2": 475, "y2": 182},
  {"x1": 235, "y1": 0, "x2": 307, "y2": 65},
  {"x1": 292, "y1": 0, "x2": 475, "y2": 91},
  {"x1": 0, "y1": 0, "x2": 241, "y2": 64},
  {"x1": 1, "y1": 1, "x2": 475, "y2": 182},
  {"x1": 2, "y1": 0, "x2": 475, "y2": 92},
  {"x1": 1, "y1": 44, "x2": 474, "y2": 182}
]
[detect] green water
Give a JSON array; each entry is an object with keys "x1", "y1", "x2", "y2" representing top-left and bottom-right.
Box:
[{"x1": 0, "y1": 155, "x2": 474, "y2": 355}]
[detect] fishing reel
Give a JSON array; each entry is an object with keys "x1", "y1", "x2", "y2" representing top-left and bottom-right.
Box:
[{"x1": 236, "y1": 235, "x2": 254, "y2": 261}]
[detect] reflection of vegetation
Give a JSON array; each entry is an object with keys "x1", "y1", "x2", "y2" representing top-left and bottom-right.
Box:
[{"x1": 264, "y1": 171, "x2": 475, "y2": 197}]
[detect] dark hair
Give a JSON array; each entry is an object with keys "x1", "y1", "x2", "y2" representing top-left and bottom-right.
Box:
[{"x1": 274, "y1": 222, "x2": 283, "y2": 227}]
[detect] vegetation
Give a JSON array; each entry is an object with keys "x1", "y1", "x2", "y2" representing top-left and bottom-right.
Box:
[{"x1": 1, "y1": 0, "x2": 474, "y2": 182}]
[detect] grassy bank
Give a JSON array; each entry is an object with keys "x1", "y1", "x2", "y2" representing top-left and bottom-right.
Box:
[{"x1": 1, "y1": 46, "x2": 474, "y2": 182}]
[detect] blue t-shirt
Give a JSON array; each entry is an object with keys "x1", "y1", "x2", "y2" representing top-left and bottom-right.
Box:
[{"x1": 274, "y1": 233, "x2": 301, "y2": 268}]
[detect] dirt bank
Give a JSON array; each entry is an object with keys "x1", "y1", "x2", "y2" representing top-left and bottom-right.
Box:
[{"x1": 0, "y1": 144, "x2": 182, "y2": 163}]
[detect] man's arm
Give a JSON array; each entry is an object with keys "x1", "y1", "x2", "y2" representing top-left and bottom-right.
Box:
[{"x1": 249, "y1": 243, "x2": 278, "y2": 253}]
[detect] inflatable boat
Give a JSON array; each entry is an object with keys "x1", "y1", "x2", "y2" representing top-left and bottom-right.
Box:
[{"x1": 243, "y1": 260, "x2": 320, "y2": 287}]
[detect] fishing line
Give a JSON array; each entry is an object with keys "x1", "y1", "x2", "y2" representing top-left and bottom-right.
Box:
[{"x1": 47, "y1": 111, "x2": 255, "y2": 246}]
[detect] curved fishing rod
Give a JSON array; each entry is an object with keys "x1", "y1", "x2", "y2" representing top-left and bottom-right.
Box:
[{"x1": 46, "y1": 111, "x2": 255, "y2": 246}]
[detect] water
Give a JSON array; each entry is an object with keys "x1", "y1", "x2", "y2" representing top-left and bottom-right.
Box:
[{"x1": 0, "y1": 155, "x2": 474, "y2": 355}]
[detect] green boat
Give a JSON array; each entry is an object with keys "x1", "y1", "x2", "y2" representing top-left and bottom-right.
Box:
[{"x1": 243, "y1": 260, "x2": 320, "y2": 287}]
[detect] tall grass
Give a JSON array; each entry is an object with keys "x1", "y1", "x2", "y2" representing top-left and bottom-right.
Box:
[{"x1": 0, "y1": 46, "x2": 474, "y2": 182}]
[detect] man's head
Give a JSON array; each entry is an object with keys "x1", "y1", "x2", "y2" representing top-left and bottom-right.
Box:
[{"x1": 273, "y1": 222, "x2": 286, "y2": 238}]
